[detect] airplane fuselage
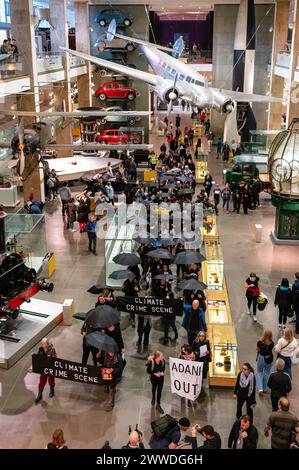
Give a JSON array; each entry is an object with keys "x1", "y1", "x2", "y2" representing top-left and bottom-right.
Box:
[{"x1": 140, "y1": 45, "x2": 233, "y2": 113}]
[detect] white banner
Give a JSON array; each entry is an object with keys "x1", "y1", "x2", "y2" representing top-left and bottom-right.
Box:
[{"x1": 169, "y1": 357, "x2": 203, "y2": 401}]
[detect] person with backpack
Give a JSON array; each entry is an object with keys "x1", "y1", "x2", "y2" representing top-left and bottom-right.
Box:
[
  {"x1": 146, "y1": 351, "x2": 165, "y2": 414},
  {"x1": 149, "y1": 416, "x2": 190, "y2": 449},
  {"x1": 275, "y1": 278, "x2": 293, "y2": 329}
]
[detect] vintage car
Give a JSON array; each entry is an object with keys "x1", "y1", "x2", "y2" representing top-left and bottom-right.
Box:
[
  {"x1": 96, "y1": 129, "x2": 129, "y2": 144},
  {"x1": 95, "y1": 81, "x2": 137, "y2": 101},
  {"x1": 94, "y1": 9, "x2": 133, "y2": 27},
  {"x1": 97, "y1": 106, "x2": 140, "y2": 126}
]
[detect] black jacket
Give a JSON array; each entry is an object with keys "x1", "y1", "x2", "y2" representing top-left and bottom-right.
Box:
[
  {"x1": 274, "y1": 286, "x2": 292, "y2": 308},
  {"x1": 191, "y1": 432, "x2": 221, "y2": 449},
  {"x1": 105, "y1": 325, "x2": 124, "y2": 352},
  {"x1": 267, "y1": 370, "x2": 292, "y2": 398},
  {"x1": 228, "y1": 420, "x2": 258, "y2": 449},
  {"x1": 234, "y1": 372, "x2": 256, "y2": 403}
]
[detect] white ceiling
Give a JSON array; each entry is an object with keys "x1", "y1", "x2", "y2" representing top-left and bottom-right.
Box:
[{"x1": 84, "y1": 0, "x2": 275, "y2": 16}]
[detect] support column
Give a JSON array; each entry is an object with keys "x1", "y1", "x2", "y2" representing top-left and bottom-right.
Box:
[
  {"x1": 49, "y1": 0, "x2": 72, "y2": 157},
  {"x1": 75, "y1": 1, "x2": 92, "y2": 107},
  {"x1": 10, "y1": 0, "x2": 40, "y2": 124},
  {"x1": 288, "y1": 0, "x2": 299, "y2": 124},
  {"x1": 268, "y1": 0, "x2": 290, "y2": 130}
]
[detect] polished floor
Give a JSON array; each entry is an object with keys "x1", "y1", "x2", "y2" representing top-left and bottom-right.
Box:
[{"x1": 0, "y1": 115, "x2": 298, "y2": 449}]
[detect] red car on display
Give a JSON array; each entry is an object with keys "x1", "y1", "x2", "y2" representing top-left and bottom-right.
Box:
[
  {"x1": 95, "y1": 81, "x2": 137, "y2": 101},
  {"x1": 96, "y1": 129, "x2": 129, "y2": 145}
]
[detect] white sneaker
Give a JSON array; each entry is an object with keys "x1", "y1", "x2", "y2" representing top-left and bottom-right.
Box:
[
  {"x1": 283, "y1": 325, "x2": 287, "y2": 329},
  {"x1": 253, "y1": 316, "x2": 257, "y2": 322},
  {"x1": 278, "y1": 324, "x2": 281, "y2": 328},
  {"x1": 247, "y1": 310, "x2": 251, "y2": 315}
]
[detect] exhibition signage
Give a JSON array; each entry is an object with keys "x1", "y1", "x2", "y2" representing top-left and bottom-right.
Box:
[
  {"x1": 169, "y1": 357, "x2": 203, "y2": 400},
  {"x1": 116, "y1": 296, "x2": 183, "y2": 316},
  {"x1": 32, "y1": 354, "x2": 107, "y2": 384}
]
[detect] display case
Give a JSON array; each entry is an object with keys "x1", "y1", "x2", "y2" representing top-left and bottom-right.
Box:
[
  {"x1": 208, "y1": 324, "x2": 239, "y2": 387},
  {"x1": 195, "y1": 161, "x2": 208, "y2": 183},
  {"x1": 207, "y1": 300, "x2": 229, "y2": 324},
  {"x1": 200, "y1": 212, "x2": 219, "y2": 241},
  {"x1": 104, "y1": 204, "x2": 142, "y2": 287},
  {"x1": 0, "y1": 167, "x2": 20, "y2": 207},
  {"x1": 202, "y1": 241, "x2": 224, "y2": 291}
]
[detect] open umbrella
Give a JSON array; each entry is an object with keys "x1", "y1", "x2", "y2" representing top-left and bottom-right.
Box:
[
  {"x1": 157, "y1": 174, "x2": 174, "y2": 181},
  {"x1": 133, "y1": 232, "x2": 156, "y2": 244},
  {"x1": 178, "y1": 278, "x2": 207, "y2": 291},
  {"x1": 113, "y1": 253, "x2": 141, "y2": 266},
  {"x1": 109, "y1": 269, "x2": 136, "y2": 280},
  {"x1": 143, "y1": 181, "x2": 158, "y2": 187},
  {"x1": 173, "y1": 250, "x2": 206, "y2": 264},
  {"x1": 153, "y1": 273, "x2": 177, "y2": 281},
  {"x1": 178, "y1": 189, "x2": 194, "y2": 196},
  {"x1": 87, "y1": 284, "x2": 114, "y2": 294},
  {"x1": 85, "y1": 305, "x2": 120, "y2": 328},
  {"x1": 146, "y1": 248, "x2": 173, "y2": 260},
  {"x1": 85, "y1": 331, "x2": 118, "y2": 352},
  {"x1": 177, "y1": 176, "x2": 193, "y2": 183}
]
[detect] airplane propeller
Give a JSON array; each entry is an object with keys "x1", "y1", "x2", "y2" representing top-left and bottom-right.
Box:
[
  {"x1": 166, "y1": 73, "x2": 179, "y2": 118},
  {"x1": 18, "y1": 118, "x2": 25, "y2": 176}
]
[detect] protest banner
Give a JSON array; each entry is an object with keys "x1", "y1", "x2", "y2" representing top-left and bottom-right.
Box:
[
  {"x1": 116, "y1": 296, "x2": 183, "y2": 316},
  {"x1": 169, "y1": 357, "x2": 203, "y2": 400}
]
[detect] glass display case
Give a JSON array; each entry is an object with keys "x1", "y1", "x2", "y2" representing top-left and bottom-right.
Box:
[
  {"x1": 0, "y1": 166, "x2": 19, "y2": 207},
  {"x1": 4, "y1": 213, "x2": 47, "y2": 274},
  {"x1": 203, "y1": 241, "x2": 224, "y2": 290},
  {"x1": 195, "y1": 161, "x2": 208, "y2": 183},
  {"x1": 207, "y1": 300, "x2": 229, "y2": 324},
  {"x1": 201, "y1": 212, "x2": 219, "y2": 241},
  {"x1": 104, "y1": 204, "x2": 142, "y2": 287},
  {"x1": 208, "y1": 324, "x2": 239, "y2": 387}
]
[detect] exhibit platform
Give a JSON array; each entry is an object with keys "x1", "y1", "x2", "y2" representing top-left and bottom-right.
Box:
[
  {"x1": 0, "y1": 298, "x2": 63, "y2": 369},
  {"x1": 45, "y1": 155, "x2": 120, "y2": 181},
  {"x1": 270, "y1": 231, "x2": 299, "y2": 245}
]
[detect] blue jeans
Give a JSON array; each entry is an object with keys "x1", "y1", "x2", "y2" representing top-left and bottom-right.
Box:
[
  {"x1": 277, "y1": 353, "x2": 292, "y2": 379},
  {"x1": 222, "y1": 198, "x2": 230, "y2": 211},
  {"x1": 256, "y1": 354, "x2": 272, "y2": 391}
]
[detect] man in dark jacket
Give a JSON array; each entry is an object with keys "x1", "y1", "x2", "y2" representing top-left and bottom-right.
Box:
[
  {"x1": 103, "y1": 351, "x2": 124, "y2": 412},
  {"x1": 187, "y1": 299, "x2": 207, "y2": 346},
  {"x1": 267, "y1": 358, "x2": 292, "y2": 411},
  {"x1": 191, "y1": 425, "x2": 221, "y2": 449},
  {"x1": 292, "y1": 272, "x2": 299, "y2": 334},
  {"x1": 228, "y1": 415, "x2": 258, "y2": 449}
]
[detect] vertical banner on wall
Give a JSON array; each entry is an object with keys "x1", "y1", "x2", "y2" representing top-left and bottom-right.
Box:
[{"x1": 169, "y1": 357, "x2": 203, "y2": 401}]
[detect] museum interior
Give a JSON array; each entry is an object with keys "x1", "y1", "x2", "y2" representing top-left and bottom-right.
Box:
[{"x1": 0, "y1": 0, "x2": 299, "y2": 453}]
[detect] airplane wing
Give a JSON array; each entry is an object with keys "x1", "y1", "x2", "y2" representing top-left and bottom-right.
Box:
[
  {"x1": 61, "y1": 47, "x2": 158, "y2": 87},
  {"x1": 0, "y1": 110, "x2": 151, "y2": 118},
  {"x1": 213, "y1": 87, "x2": 283, "y2": 103},
  {"x1": 113, "y1": 32, "x2": 176, "y2": 54}
]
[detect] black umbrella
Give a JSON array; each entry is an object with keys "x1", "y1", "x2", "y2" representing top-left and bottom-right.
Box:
[
  {"x1": 146, "y1": 248, "x2": 173, "y2": 260},
  {"x1": 87, "y1": 284, "x2": 115, "y2": 294},
  {"x1": 178, "y1": 279, "x2": 207, "y2": 291},
  {"x1": 109, "y1": 269, "x2": 136, "y2": 280},
  {"x1": 160, "y1": 237, "x2": 180, "y2": 247},
  {"x1": 73, "y1": 312, "x2": 87, "y2": 321},
  {"x1": 153, "y1": 273, "x2": 177, "y2": 281},
  {"x1": 133, "y1": 232, "x2": 156, "y2": 244},
  {"x1": 178, "y1": 189, "x2": 194, "y2": 195},
  {"x1": 166, "y1": 168, "x2": 182, "y2": 174},
  {"x1": 173, "y1": 250, "x2": 206, "y2": 264},
  {"x1": 85, "y1": 331, "x2": 118, "y2": 352},
  {"x1": 85, "y1": 305, "x2": 120, "y2": 328},
  {"x1": 113, "y1": 253, "x2": 141, "y2": 266},
  {"x1": 143, "y1": 181, "x2": 158, "y2": 187},
  {"x1": 157, "y1": 174, "x2": 174, "y2": 181},
  {"x1": 177, "y1": 176, "x2": 193, "y2": 183}
]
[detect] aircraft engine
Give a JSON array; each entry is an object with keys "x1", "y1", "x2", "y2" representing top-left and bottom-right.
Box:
[{"x1": 207, "y1": 89, "x2": 234, "y2": 114}]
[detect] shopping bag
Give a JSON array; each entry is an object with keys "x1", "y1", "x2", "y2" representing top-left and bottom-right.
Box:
[{"x1": 257, "y1": 292, "x2": 268, "y2": 311}]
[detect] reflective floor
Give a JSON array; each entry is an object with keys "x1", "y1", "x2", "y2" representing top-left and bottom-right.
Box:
[{"x1": 0, "y1": 115, "x2": 298, "y2": 449}]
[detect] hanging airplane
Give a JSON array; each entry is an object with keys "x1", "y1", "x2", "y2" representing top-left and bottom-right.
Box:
[{"x1": 61, "y1": 20, "x2": 282, "y2": 116}]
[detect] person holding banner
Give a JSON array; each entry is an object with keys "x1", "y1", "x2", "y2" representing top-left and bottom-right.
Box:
[
  {"x1": 146, "y1": 351, "x2": 165, "y2": 414},
  {"x1": 35, "y1": 338, "x2": 57, "y2": 404},
  {"x1": 122, "y1": 275, "x2": 140, "y2": 328},
  {"x1": 180, "y1": 345, "x2": 196, "y2": 407},
  {"x1": 192, "y1": 331, "x2": 211, "y2": 381}
]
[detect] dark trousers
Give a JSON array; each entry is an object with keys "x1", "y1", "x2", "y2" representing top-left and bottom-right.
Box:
[
  {"x1": 295, "y1": 308, "x2": 299, "y2": 333},
  {"x1": 278, "y1": 306, "x2": 288, "y2": 325},
  {"x1": 163, "y1": 316, "x2": 178, "y2": 339},
  {"x1": 39, "y1": 374, "x2": 55, "y2": 392},
  {"x1": 222, "y1": 198, "x2": 230, "y2": 211},
  {"x1": 243, "y1": 202, "x2": 248, "y2": 214},
  {"x1": 82, "y1": 338, "x2": 98, "y2": 366},
  {"x1": 246, "y1": 293, "x2": 258, "y2": 315},
  {"x1": 188, "y1": 330, "x2": 197, "y2": 347},
  {"x1": 271, "y1": 395, "x2": 280, "y2": 412},
  {"x1": 214, "y1": 201, "x2": 219, "y2": 215},
  {"x1": 138, "y1": 321, "x2": 151, "y2": 346},
  {"x1": 151, "y1": 377, "x2": 164, "y2": 405},
  {"x1": 234, "y1": 199, "x2": 241, "y2": 213},
  {"x1": 88, "y1": 233, "x2": 96, "y2": 253},
  {"x1": 236, "y1": 396, "x2": 253, "y2": 422}
]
